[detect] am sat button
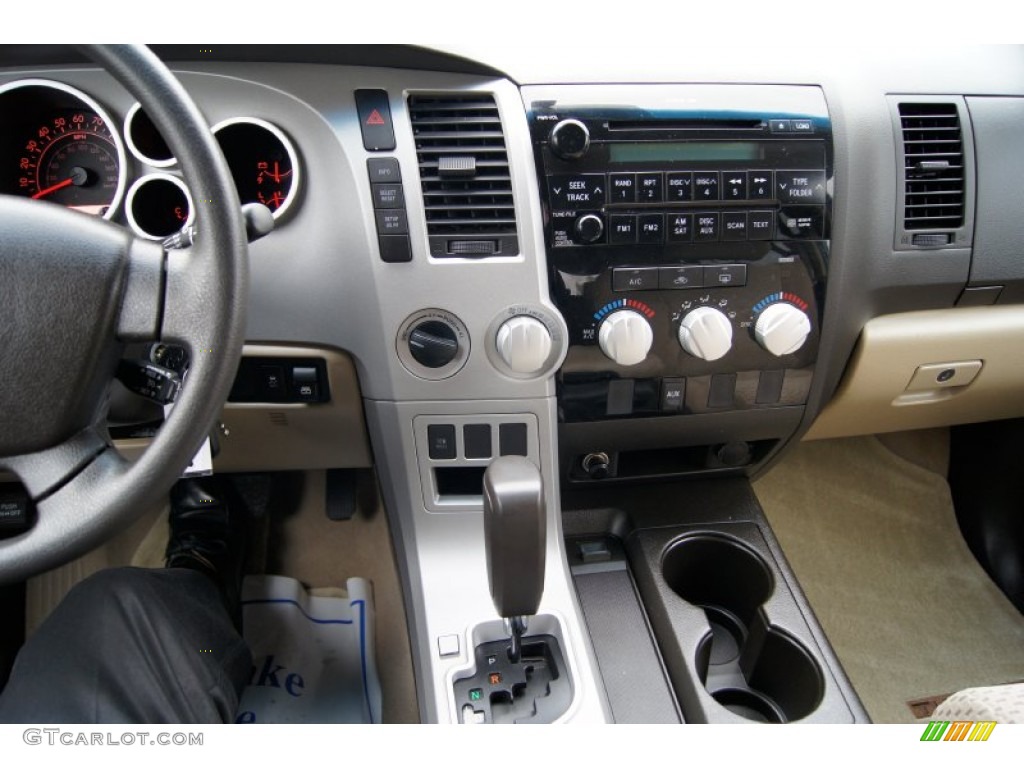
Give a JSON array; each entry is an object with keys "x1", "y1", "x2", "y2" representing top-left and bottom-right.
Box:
[{"x1": 666, "y1": 213, "x2": 693, "y2": 242}]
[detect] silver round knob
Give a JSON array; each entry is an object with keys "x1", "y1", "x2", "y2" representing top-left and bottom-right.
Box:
[
  {"x1": 755, "y1": 303, "x2": 811, "y2": 356},
  {"x1": 598, "y1": 310, "x2": 653, "y2": 367},
  {"x1": 496, "y1": 316, "x2": 553, "y2": 374},
  {"x1": 678, "y1": 306, "x2": 733, "y2": 361}
]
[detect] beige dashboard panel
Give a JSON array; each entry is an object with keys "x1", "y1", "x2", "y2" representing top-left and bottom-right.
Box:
[
  {"x1": 806, "y1": 306, "x2": 1024, "y2": 440},
  {"x1": 117, "y1": 345, "x2": 372, "y2": 472}
]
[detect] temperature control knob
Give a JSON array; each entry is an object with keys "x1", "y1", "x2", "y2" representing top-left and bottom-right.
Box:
[
  {"x1": 678, "y1": 306, "x2": 733, "y2": 361},
  {"x1": 496, "y1": 316, "x2": 553, "y2": 374},
  {"x1": 598, "y1": 310, "x2": 653, "y2": 367},
  {"x1": 549, "y1": 119, "x2": 590, "y2": 160},
  {"x1": 755, "y1": 303, "x2": 812, "y2": 356}
]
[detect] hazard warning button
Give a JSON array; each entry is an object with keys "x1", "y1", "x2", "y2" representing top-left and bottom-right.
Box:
[{"x1": 355, "y1": 89, "x2": 396, "y2": 151}]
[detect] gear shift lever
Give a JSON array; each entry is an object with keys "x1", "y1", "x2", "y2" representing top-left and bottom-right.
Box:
[{"x1": 483, "y1": 456, "x2": 546, "y2": 662}]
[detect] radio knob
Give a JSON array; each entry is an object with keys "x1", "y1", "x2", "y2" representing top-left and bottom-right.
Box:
[
  {"x1": 496, "y1": 315, "x2": 553, "y2": 374},
  {"x1": 678, "y1": 306, "x2": 733, "y2": 361},
  {"x1": 549, "y1": 119, "x2": 590, "y2": 160},
  {"x1": 598, "y1": 310, "x2": 653, "y2": 367},
  {"x1": 575, "y1": 214, "x2": 604, "y2": 244},
  {"x1": 755, "y1": 303, "x2": 811, "y2": 356}
]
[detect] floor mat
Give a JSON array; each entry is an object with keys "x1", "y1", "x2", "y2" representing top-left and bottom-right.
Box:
[
  {"x1": 237, "y1": 574, "x2": 382, "y2": 724},
  {"x1": 753, "y1": 434, "x2": 1024, "y2": 723}
]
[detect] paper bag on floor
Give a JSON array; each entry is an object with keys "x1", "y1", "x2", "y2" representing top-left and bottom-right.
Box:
[{"x1": 236, "y1": 574, "x2": 382, "y2": 724}]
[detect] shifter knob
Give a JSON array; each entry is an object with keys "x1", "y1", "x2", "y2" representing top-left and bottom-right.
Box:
[{"x1": 482, "y1": 456, "x2": 546, "y2": 621}]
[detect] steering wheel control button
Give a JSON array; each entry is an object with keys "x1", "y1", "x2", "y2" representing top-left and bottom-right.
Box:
[
  {"x1": 115, "y1": 359, "x2": 181, "y2": 406},
  {"x1": 378, "y1": 235, "x2": 412, "y2": 263},
  {"x1": 367, "y1": 157, "x2": 401, "y2": 183},
  {"x1": 354, "y1": 89, "x2": 396, "y2": 151},
  {"x1": 427, "y1": 425, "x2": 457, "y2": 460},
  {"x1": 498, "y1": 423, "x2": 528, "y2": 457},
  {"x1": 463, "y1": 424, "x2": 493, "y2": 460},
  {"x1": 612, "y1": 268, "x2": 658, "y2": 292}
]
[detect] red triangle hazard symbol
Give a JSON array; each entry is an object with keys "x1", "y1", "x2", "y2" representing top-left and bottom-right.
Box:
[{"x1": 366, "y1": 109, "x2": 386, "y2": 126}]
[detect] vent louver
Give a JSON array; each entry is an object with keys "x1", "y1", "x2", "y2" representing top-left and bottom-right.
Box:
[
  {"x1": 898, "y1": 103, "x2": 965, "y2": 231},
  {"x1": 408, "y1": 93, "x2": 518, "y2": 258}
]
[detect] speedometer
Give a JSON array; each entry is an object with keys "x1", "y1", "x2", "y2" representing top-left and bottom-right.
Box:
[{"x1": 0, "y1": 79, "x2": 127, "y2": 219}]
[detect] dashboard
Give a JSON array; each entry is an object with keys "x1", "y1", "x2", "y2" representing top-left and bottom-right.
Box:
[{"x1": 1, "y1": 43, "x2": 1023, "y2": 723}]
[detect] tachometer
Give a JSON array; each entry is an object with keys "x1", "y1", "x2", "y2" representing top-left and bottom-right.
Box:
[{"x1": 0, "y1": 79, "x2": 127, "y2": 219}]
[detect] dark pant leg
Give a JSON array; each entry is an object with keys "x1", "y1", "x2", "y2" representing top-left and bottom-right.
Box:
[{"x1": 0, "y1": 567, "x2": 251, "y2": 724}]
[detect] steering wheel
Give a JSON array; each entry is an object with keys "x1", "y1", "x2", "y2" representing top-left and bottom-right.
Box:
[{"x1": 0, "y1": 45, "x2": 248, "y2": 583}]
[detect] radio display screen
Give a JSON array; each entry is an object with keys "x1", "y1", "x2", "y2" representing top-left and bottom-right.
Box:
[{"x1": 609, "y1": 142, "x2": 763, "y2": 163}]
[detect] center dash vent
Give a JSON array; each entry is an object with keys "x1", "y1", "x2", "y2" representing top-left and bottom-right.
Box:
[{"x1": 408, "y1": 93, "x2": 518, "y2": 258}]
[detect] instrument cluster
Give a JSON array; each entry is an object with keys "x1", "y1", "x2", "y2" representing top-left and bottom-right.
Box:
[{"x1": 0, "y1": 78, "x2": 302, "y2": 240}]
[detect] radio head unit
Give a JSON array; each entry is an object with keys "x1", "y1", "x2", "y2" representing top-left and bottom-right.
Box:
[{"x1": 523, "y1": 84, "x2": 833, "y2": 444}]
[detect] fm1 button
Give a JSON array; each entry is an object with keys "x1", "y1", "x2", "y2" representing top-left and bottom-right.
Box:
[{"x1": 609, "y1": 215, "x2": 637, "y2": 244}]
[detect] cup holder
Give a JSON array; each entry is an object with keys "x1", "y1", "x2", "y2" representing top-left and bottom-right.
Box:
[{"x1": 662, "y1": 534, "x2": 825, "y2": 722}]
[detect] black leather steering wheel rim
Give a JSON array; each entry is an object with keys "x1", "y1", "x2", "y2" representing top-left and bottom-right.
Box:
[{"x1": 0, "y1": 45, "x2": 248, "y2": 583}]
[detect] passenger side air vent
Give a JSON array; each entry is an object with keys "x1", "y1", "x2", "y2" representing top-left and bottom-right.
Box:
[
  {"x1": 890, "y1": 97, "x2": 974, "y2": 250},
  {"x1": 408, "y1": 93, "x2": 519, "y2": 258}
]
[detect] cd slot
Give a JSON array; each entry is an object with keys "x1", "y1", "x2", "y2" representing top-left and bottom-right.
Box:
[{"x1": 607, "y1": 119, "x2": 765, "y2": 132}]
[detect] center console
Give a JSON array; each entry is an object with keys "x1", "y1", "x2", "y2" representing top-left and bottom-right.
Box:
[{"x1": 522, "y1": 84, "x2": 832, "y2": 480}]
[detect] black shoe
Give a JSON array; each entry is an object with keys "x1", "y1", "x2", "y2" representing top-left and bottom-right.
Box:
[{"x1": 165, "y1": 477, "x2": 247, "y2": 631}]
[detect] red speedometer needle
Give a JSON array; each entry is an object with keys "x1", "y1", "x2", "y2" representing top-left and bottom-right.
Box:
[{"x1": 31, "y1": 177, "x2": 75, "y2": 199}]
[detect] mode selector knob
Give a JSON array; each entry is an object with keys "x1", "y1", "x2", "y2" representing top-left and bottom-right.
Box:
[
  {"x1": 755, "y1": 303, "x2": 811, "y2": 356},
  {"x1": 575, "y1": 214, "x2": 604, "y2": 244},
  {"x1": 598, "y1": 310, "x2": 654, "y2": 367},
  {"x1": 549, "y1": 119, "x2": 590, "y2": 160},
  {"x1": 496, "y1": 316, "x2": 553, "y2": 374},
  {"x1": 408, "y1": 320, "x2": 459, "y2": 369},
  {"x1": 678, "y1": 306, "x2": 733, "y2": 361}
]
